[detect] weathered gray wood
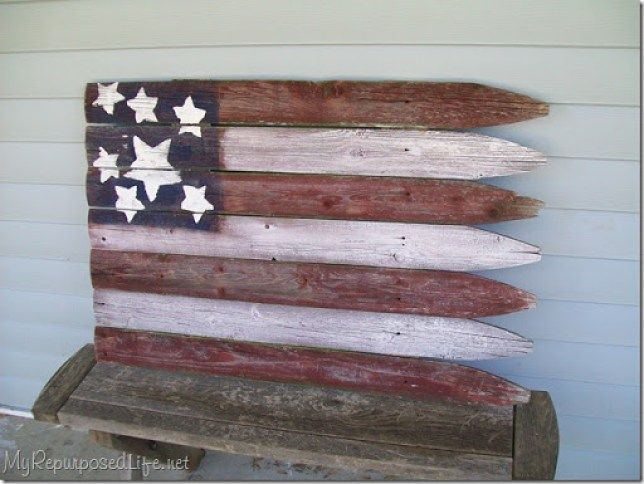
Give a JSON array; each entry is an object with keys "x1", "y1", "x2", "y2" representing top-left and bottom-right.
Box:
[
  {"x1": 94, "y1": 289, "x2": 532, "y2": 360},
  {"x1": 61, "y1": 400, "x2": 512, "y2": 480},
  {"x1": 31, "y1": 344, "x2": 95, "y2": 423},
  {"x1": 513, "y1": 391, "x2": 559, "y2": 480},
  {"x1": 59, "y1": 362, "x2": 513, "y2": 480},
  {"x1": 73, "y1": 363, "x2": 514, "y2": 456},
  {"x1": 89, "y1": 216, "x2": 540, "y2": 272},
  {"x1": 218, "y1": 127, "x2": 547, "y2": 178},
  {"x1": 88, "y1": 430, "x2": 204, "y2": 472}
]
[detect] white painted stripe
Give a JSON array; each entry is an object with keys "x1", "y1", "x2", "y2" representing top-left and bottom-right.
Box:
[
  {"x1": 94, "y1": 289, "x2": 532, "y2": 361},
  {"x1": 90, "y1": 215, "x2": 540, "y2": 271},
  {"x1": 219, "y1": 128, "x2": 545, "y2": 179}
]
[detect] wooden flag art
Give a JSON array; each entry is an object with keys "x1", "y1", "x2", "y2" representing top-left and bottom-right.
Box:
[{"x1": 33, "y1": 79, "x2": 559, "y2": 480}]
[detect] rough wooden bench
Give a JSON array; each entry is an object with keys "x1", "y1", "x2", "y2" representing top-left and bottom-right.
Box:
[
  {"x1": 34, "y1": 344, "x2": 558, "y2": 480},
  {"x1": 32, "y1": 80, "x2": 557, "y2": 479}
]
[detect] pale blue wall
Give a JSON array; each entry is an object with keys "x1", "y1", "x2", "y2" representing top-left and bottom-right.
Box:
[{"x1": 0, "y1": 0, "x2": 639, "y2": 479}]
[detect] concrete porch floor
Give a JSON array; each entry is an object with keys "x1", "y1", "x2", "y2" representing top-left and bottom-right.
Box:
[{"x1": 0, "y1": 415, "x2": 383, "y2": 480}]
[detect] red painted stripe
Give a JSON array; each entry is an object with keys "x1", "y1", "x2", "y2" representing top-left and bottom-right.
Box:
[
  {"x1": 85, "y1": 80, "x2": 548, "y2": 128},
  {"x1": 95, "y1": 327, "x2": 530, "y2": 406},
  {"x1": 90, "y1": 250, "x2": 536, "y2": 318}
]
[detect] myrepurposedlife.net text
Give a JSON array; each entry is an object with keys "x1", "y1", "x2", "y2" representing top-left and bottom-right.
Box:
[{"x1": 3, "y1": 449, "x2": 189, "y2": 477}]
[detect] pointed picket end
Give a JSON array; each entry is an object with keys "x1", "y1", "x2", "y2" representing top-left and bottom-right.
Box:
[
  {"x1": 507, "y1": 238, "x2": 542, "y2": 267},
  {"x1": 480, "y1": 280, "x2": 539, "y2": 317},
  {"x1": 449, "y1": 83, "x2": 550, "y2": 128},
  {"x1": 477, "y1": 323, "x2": 535, "y2": 359},
  {"x1": 522, "y1": 291, "x2": 539, "y2": 311},
  {"x1": 440, "y1": 320, "x2": 534, "y2": 360},
  {"x1": 502, "y1": 150, "x2": 549, "y2": 176},
  {"x1": 500, "y1": 337, "x2": 534, "y2": 359},
  {"x1": 496, "y1": 196, "x2": 544, "y2": 221}
]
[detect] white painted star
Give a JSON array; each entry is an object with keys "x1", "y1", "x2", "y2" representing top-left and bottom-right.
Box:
[
  {"x1": 92, "y1": 82, "x2": 125, "y2": 115},
  {"x1": 92, "y1": 147, "x2": 119, "y2": 183},
  {"x1": 125, "y1": 169, "x2": 181, "y2": 202},
  {"x1": 115, "y1": 185, "x2": 144, "y2": 223},
  {"x1": 129, "y1": 136, "x2": 172, "y2": 169},
  {"x1": 125, "y1": 136, "x2": 180, "y2": 201},
  {"x1": 173, "y1": 96, "x2": 206, "y2": 137},
  {"x1": 126, "y1": 87, "x2": 158, "y2": 123},
  {"x1": 181, "y1": 185, "x2": 214, "y2": 223}
]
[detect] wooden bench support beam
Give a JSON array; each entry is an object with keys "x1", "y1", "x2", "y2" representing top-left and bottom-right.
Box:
[
  {"x1": 89, "y1": 430, "x2": 204, "y2": 472},
  {"x1": 32, "y1": 344, "x2": 96, "y2": 423},
  {"x1": 512, "y1": 391, "x2": 559, "y2": 479}
]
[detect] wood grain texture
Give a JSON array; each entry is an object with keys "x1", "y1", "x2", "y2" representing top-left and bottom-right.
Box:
[
  {"x1": 77, "y1": 363, "x2": 514, "y2": 455},
  {"x1": 85, "y1": 125, "x2": 547, "y2": 179},
  {"x1": 89, "y1": 430, "x2": 205, "y2": 471},
  {"x1": 513, "y1": 391, "x2": 559, "y2": 480},
  {"x1": 88, "y1": 212, "x2": 541, "y2": 272},
  {"x1": 93, "y1": 289, "x2": 532, "y2": 360},
  {"x1": 60, "y1": 399, "x2": 512, "y2": 480},
  {"x1": 31, "y1": 344, "x2": 95, "y2": 423},
  {"x1": 84, "y1": 80, "x2": 548, "y2": 127},
  {"x1": 94, "y1": 327, "x2": 531, "y2": 406},
  {"x1": 87, "y1": 169, "x2": 543, "y2": 224},
  {"x1": 90, "y1": 250, "x2": 536, "y2": 318}
]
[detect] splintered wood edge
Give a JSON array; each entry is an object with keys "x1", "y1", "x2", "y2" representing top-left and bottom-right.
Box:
[
  {"x1": 512, "y1": 391, "x2": 559, "y2": 480},
  {"x1": 32, "y1": 344, "x2": 96, "y2": 423},
  {"x1": 89, "y1": 430, "x2": 205, "y2": 471},
  {"x1": 497, "y1": 196, "x2": 544, "y2": 220}
]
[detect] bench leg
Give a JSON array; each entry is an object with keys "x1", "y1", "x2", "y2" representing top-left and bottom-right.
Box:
[
  {"x1": 89, "y1": 430, "x2": 205, "y2": 477},
  {"x1": 118, "y1": 465, "x2": 144, "y2": 481}
]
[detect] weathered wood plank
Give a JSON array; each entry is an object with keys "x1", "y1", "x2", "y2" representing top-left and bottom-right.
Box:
[
  {"x1": 90, "y1": 250, "x2": 536, "y2": 318},
  {"x1": 94, "y1": 289, "x2": 532, "y2": 360},
  {"x1": 85, "y1": 80, "x2": 548, "y2": 128},
  {"x1": 31, "y1": 344, "x2": 95, "y2": 423},
  {"x1": 85, "y1": 125, "x2": 547, "y2": 179},
  {"x1": 88, "y1": 430, "x2": 204, "y2": 471},
  {"x1": 60, "y1": 399, "x2": 512, "y2": 480},
  {"x1": 94, "y1": 327, "x2": 530, "y2": 406},
  {"x1": 75, "y1": 362, "x2": 514, "y2": 456},
  {"x1": 86, "y1": 168, "x2": 543, "y2": 224},
  {"x1": 88, "y1": 212, "x2": 540, "y2": 272},
  {"x1": 513, "y1": 391, "x2": 559, "y2": 480}
]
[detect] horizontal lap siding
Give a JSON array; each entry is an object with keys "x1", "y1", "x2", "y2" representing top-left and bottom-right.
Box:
[
  {"x1": 0, "y1": 0, "x2": 637, "y2": 49},
  {"x1": 0, "y1": 0, "x2": 638, "y2": 479}
]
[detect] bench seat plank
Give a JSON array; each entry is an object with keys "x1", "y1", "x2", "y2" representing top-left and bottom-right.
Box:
[
  {"x1": 85, "y1": 80, "x2": 548, "y2": 129},
  {"x1": 86, "y1": 168, "x2": 543, "y2": 225},
  {"x1": 61, "y1": 399, "x2": 512, "y2": 480},
  {"x1": 74, "y1": 362, "x2": 514, "y2": 455},
  {"x1": 88, "y1": 211, "x2": 540, "y2": 272},
  {"x1": 94, "y1": 289, "x2": 533, "y2": 360},
  {"x1": 94, "y1": 327, "x2": 531, "y2": 406},
  {"x1": 91, "y1": 250, "x2": 535, "y2": 318},
  {"x1": 59, "y1": 361, "x2": 514, "y2": 479},
  {"x1": 86, "y1": 126, "x2": 546, "y2": 180}
]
